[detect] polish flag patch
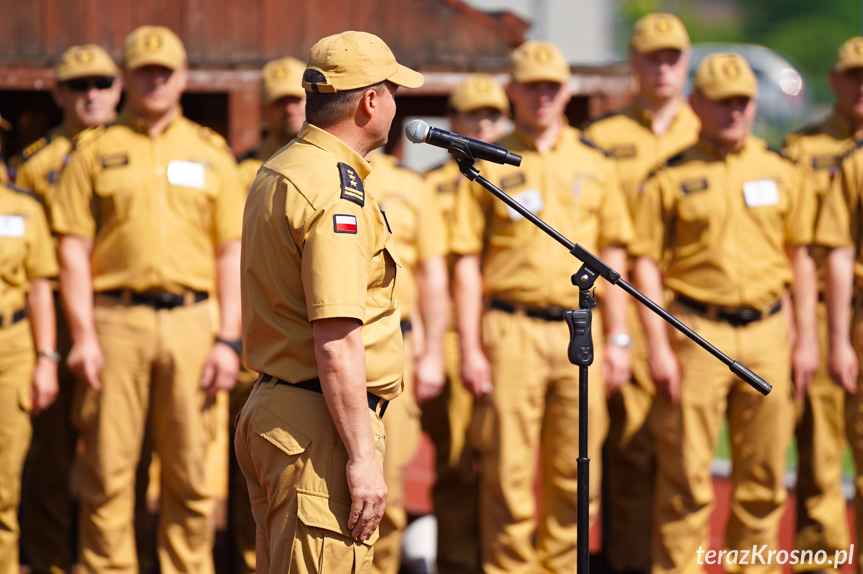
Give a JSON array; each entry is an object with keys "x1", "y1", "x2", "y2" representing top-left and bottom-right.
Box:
[{"x1": 333, "y1": 214, "x2": 358, "y2": 234}]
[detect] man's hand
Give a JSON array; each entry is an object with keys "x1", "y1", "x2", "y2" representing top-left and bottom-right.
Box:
[
  {"x1": 648, "y1": 344, "x2": 681, "y2": 404},
  {"x1": 346, "y1": 455, "x2": 388, "y2": 541},
  {"x1": 414, "y1": 352, "x2": 446, "y2": 403},
  {"x1": 461, "y1": 347, "x2": 492, "y2": 398},
  {"x1": 199, "y1": 342, "x2": 239, "y2": 396},
  {"x1": 792, "y1": 338, "x2": 820, "y2": 400},
  {"x1": 829, "y1": 340, "x2": 859, "y2": 393},
  {"x1": 67, "y1": 336, "x2": 104, "y2": 391},
  {"x1": 603, "y1": 343, "x2": 631, "y2": 394},
  {"x1": 31, "y1": 357, "x2": 59, "y2": 416}
]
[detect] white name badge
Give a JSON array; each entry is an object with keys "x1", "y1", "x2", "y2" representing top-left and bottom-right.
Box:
[
  {"x1": 167, "y1": 161, "x2": 206, "y2": 189},
  {"x1": 0, "y1": 215, "x2": 25, "y2": 237},
  {"x1": 507, "y1": 189, "x2": 545, "y2": 221},
  {"x1": 742, "y1": 179, "x2": 779, "y2": 207}
]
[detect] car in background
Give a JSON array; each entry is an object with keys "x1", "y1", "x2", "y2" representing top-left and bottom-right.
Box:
[{"x1": 688, "y1": 43, "x2": 812, "y2": 146}]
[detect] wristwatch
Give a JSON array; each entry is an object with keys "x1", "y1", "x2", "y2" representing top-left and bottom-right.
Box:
[
  {"x1": 37, "y1": 347, "x2": 62, "y2": 363},
  {"x1": 215, "y1": 337, "x2": 243, "y2": 357},
  {"x1": 606, "y1": 333, "x2": 632, "y2": 350}
]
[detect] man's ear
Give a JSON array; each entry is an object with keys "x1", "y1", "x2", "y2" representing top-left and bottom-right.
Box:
[{"x1": 360, "y1": 86, "x2": 377, "y2": 118}]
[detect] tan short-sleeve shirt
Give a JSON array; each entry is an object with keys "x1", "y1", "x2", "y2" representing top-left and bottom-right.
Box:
[
  {"x1": 47, "y1": 110, "x2": 244, "y2": 294},
  {"x1": 241, "y1": 123, "x2": 403, "y2": 400}
]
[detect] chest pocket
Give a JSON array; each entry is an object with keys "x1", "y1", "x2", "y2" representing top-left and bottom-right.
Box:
[
  {"x1": 94, "y1": 166, "x2": 135, "y2": 226},
  {"x1": 166, "y1": 161, "x2": 217, "y2": 230},
  {"x1": 371, "y1": 237, "x2": 401, "y2": 308},
  {"x1": 674, "y1": 189, "x2": 713, "y2": 251},
  {"x1": 0, "y1": 232, "x2": 27, "y2": 288}
]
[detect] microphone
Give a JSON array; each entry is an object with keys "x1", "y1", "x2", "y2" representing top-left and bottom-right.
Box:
[{"x1": 405, "y1": 119, "x2": 521, "y2": 167}]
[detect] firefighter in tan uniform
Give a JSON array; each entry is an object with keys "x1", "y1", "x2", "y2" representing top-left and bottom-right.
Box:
[
  {"x1": 783, "y1": 36, "x2": 863, "y2": 572},
  {"x1": 14, "y1": 44, "x2": 122, "y2": 574},
  {"x1": 422, "y1": 73, "x2": 510, "y2": 574},
  {"x1": 631, "y1": 54, "x2": 818, "y2": 574},
  {"x1": 366, "y1": 152, "x2": 448, "y2": 574},
  {"x1": 0, "y1": 182, "x2": 58, "y2": 574},
  {"x1": 47, "y1": 26, "x2": 244, "y2": 572},
  {"x1": 583, "y1": 15, "x2": 699, "y2": 572},
  {"x1": 229, "y1": 55, "x2": 306, "y2": 574},
  {"x1": 450, "y1": 41, "x2": 633, "y2": 574},
  {"x1": 234, "y1": 31, "x2": 423, "y2": 572},
  {"x1": 816, "y1": 102, "x2": 863, "y2": 574}
]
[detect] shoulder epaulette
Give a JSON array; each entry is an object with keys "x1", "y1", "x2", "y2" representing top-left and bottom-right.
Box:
[
  {"x1": 767, "y1": 145, "x2": 785, "y2": 158},
  {"x1": 236, "y1": 149, "x2": 256, "y2": 163},
  {"x1": 395, "y1": 161, "x2": 421, "y2": 176},
  {"x1": 19, "y1": 134, "x2": 55, "y2": 162},
  {"x1": 581, "y1": 111, "x2": 617, "y2": 129},
  {"x1": 5, "y1": 182, "x2": 42, "y2": 203},
  {"x1": 337, "y1": 162, "x2": 365, "y2": 207},
  {"x1": 579, "y1": 134, "x2": 612, "y2": 157},
  {"x1": 838, "y1": 137, "x2": 863, "y2": 161},
  {"x1": 644, "y1": 150, "x2": 687, "y2": 180},
  {"x1": 197, "y1": 125, "x2": 232, "y2": 154}
]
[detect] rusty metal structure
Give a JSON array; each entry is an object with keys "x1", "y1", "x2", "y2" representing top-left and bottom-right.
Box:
[{"x1": 0, "y1": 0, "x2": 632, "y2": 156}]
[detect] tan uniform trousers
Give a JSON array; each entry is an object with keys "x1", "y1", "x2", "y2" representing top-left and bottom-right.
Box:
[
  {"x1": 652, "y1": 304, "x2": 794, "y2": 574},
  {"x1": 234, "y1": 377, "x2": 385, "y2": 574},
  {"x1": 0, "y1": 319, "x2": 34, "y2": 574},
  {"x1": 421, "y1": 328, "x2": 482, "y2": 574},
  {"x1": 795, "y1": 302, "x2": 847, "y2": 574},
  {"x1": 603, "y1": 304, "x2": 655, "y2": 572},
  {"x1": 845, "y1": 304, "x2": 863, "y2": 573},
  {"x1": 75, "y1": 297, "x2": 217, "y2": 574},
  {"x1": 471, "y1": 307, "x2": 608, "y2": 574},
  {"x1": 373, "y1": 332, "x2": 421, "y2": 574},
  {"x1": 228, "y1": 365, "x2": 259, "y2": 574}
]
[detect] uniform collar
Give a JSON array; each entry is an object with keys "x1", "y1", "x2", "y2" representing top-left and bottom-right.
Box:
[
  {"x1": 298, "y1": 122, "x2": 371, "y2": 180},
  {"x1": 511, "y1": 117, "x2": 573, "y2": 152},
  {"x1": 632, "y1": 98, "x2": 696, "y2": 133},
  {"x1": 696, "y1": 134, "x2": 754, "y2": 159},
  {"x1": 256, "y1": 132, "x2": 286, "y2": 161},
  {"x1": 117, "y1": 106, "x2": 184, "y2": 135}
]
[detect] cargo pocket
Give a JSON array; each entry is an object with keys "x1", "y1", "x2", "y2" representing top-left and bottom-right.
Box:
[{"x1": 253, "y1": 406, "x2": 310, "y2": 456}]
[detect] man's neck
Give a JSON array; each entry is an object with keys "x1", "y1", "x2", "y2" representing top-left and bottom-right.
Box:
[
  {"x1": 60, "y1": 118, "x2": 86, "y2": 139},
  {"x1": 636, "y1": 94, "x2": 683, "y2": 136},
  {"x1": 701, "y1": 133, "x2": 746, "y2": 158},
  {"x1": 129, "y1": 105, "x2": 180, "y2": 138},
  {"x1": 837, "y1": 108, "x2": 863, "y2": 138},
  {"x1": 519, "y1": 117, "x2": 563, "y2": 154}
]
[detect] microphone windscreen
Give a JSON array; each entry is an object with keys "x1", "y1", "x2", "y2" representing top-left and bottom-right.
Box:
[{"x1": 405, "y1": 119, "x2": 430, "y2": 143}]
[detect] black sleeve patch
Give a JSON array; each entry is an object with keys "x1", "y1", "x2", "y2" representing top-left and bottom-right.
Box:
[
  {"x1": 338, "y1": 162, "x2": 365, "y2": 207},
  {"x1": 681, "y1": 178, "x2": 709, "y2": 195},
  {"x1": 101, "y1": 153, "x2": 129, "y2": 169},
  {"x1": 500, "y1": 173, "x2": 526, "y2": 189}
]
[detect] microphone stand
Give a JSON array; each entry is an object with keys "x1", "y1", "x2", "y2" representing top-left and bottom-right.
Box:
[{"x1": 450, "y1": 146, "x2": 771, "y2": 574}]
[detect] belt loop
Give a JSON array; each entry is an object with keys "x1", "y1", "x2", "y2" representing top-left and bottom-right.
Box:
[
  {"x1": 183, "y1": 290, "x2": 194, "y2": 306},
  {"x1": 120, "y1": 289, "x2": 133, "y2": 306}
]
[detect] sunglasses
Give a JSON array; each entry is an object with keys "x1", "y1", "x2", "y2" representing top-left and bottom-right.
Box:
[{"x1": 66, "y1": 77, "x2": 115, "y2": 92}]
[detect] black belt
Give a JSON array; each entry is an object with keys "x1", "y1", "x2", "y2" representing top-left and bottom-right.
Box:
[
  {"x1": 400, "y1": 319, "x2": 412, "y2": 335},
  {"x1": 490, "y1": 299, "x2": 567, "y2": 322},
  {"x1": 0, "y1": 307, "x2": 27, "y2": 328},
  {"x1": 100, "y1": 289, "x2": 209, "y2": 310},
  {"x1": 675, "y1": 294, "x2": 781, "y2": 327},
  {"x1": 260, "y1": 374, "x2": 388, "y2": 418}
]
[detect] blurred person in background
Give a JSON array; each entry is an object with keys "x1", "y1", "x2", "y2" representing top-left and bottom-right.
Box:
[
  {"x1": 450, "y1": 40, "x2": 632, "y2": 573},
  {"x1": 783, "y1": 35, "x2": 863, "y2": 574},
  {"x1": 632, "y1": 53, "x2": 818, "y2": 574},
  {"x1": 422, "y1": 72, "x2": 510, "y2": 574},
  {"x1": 583, "y1": 14, "x2": 699, "y2": 573},
  {"x1": 14, "y1": 44, "x2": 122, "y2": 574},
  {"x1": 366, "y1": 151, "x2": 448, "y2": 574},
  {"x1": 47, "y1": 25, "x2": 243, "y2": 572}
]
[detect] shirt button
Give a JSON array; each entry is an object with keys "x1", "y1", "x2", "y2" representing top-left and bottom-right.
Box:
[{"x1": 155, "y1": 166, "x2": 165, "y2": 176}]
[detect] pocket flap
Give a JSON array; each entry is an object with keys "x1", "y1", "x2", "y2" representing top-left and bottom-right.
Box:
[
  {"x1": 384, "y1": 238, "x2": 402, "y2": 268},
  {"x1": 297, "y1": 491, "x2": 380, "y2": 546},
  {"x1": 252, "y1": 406, "x2": 310, "y2": 456}
]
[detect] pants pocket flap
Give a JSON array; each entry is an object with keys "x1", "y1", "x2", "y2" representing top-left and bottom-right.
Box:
[
  {"x1": 253, "y1": 406, "x2": 310, "y2": 455},
  {"x1": 297, "y1": 491, "x2": 379, "y2": 546}
]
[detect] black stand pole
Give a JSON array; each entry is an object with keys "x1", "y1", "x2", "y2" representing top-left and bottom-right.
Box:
[{"x1": 454, "y1": 155, "x2": 772, "y2": 574}]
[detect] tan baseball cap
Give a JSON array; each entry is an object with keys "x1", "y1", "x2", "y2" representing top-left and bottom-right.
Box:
[
  {"x1": 449, "y1": 74, "x2": 509, "y2": 113},
  {"x1": 124, "y1": 25, "x2": 187, "y2": 70},
  {"x1": 693, "y1": 53, "x2": 758, "y2": 100},
  {"x1": 630, "y1": 13, "x2": 690, "y2": 54},
  {"x1": 510, "y1": 41, "x2": 571, "y2": 84},
  {"x1": 56, "y1": 45, "x2": 118, "y2": 82},
  {"x1": 262, "y1": 57, "x2": 306, "y2": 104},
  {"x1": 835, "y1": 36, "x2": 863, "y2": 72},
  {"x1": 302, "y1": 31, "x2": 423, "y2": 93}
]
